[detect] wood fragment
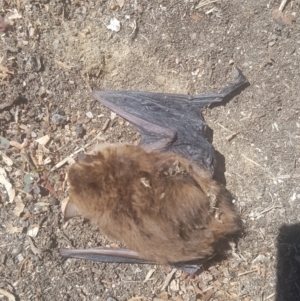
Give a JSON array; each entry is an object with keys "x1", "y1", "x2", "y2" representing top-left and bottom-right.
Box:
[
  {"x1": 266, "y1": 292, "x2": 275, "y2": 300},
  {"x1": 0, "y1": 288, "x2": 16, "y2": 301},
  {"x1": 196, "y1": 0, "x2": 219, "y2": 9},
  {"x1": 238, "y1": 269, "x2": 258, "y2": 277},
  {"x1": 161, "y1": 268, "x2": 177, "y2": 291},
  {"x1": 279, "y1": 0, "x2": 288, "y2": 11},
  {"x1": 226, "y1": 132, "x2": 240, "y2": 142},
  {"x1": 144, "y1": 269, "x2": 156, "y2": 282},
  {"x1": 10, "y1": 140, "x2": 23, "y2": 149},
  {"x1": 55, "y1": 60, "x2": 73, "y2": 70},
  {"x1": 36, "y1": 135, "x2": 50, "y2": 145},
  {"x1": 276, "y1": 174, "x2": 300, "y2": 179},
  {"x1": 13, "y1": 196, "x2": 25, "y2": 217},
  {"x1": 102, "y1": 118, "x2": 110, "y2": 132},
  {"x1": 203, "y1": 286, "x2": 214, "y2": 293}
]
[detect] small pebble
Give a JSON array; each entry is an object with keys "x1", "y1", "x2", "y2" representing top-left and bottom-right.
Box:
[
  {"x1": 17, "y1": 254, "x2": 24, "y2": 262},
  {"x1": 51, "y1": 114, "x2": 67, "y2": 125},
  {"x1": 86, "y1": 111, "x2": 93, "y2": 119}
]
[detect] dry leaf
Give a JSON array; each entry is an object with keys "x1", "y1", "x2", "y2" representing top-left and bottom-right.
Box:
[
  {"x1": 0, "y1": 288, "x2": 16, "y2": 301},
  {"x1": 7, "y1": 9, "x2": 22, "y2": 20},
  {"x1": 0, "y1": 66, "x2": 13, "y2": 79},
  {"x1": 0, "y1": 150, "x2": 13, "y2": 166},
  {"x1": 22, "y1": 211, "x2": 35, "y2": 220},
  {"x1": 10, "y1": 140, "x2": 23, "y2": 149},
  {"x1": 0, "y1": 167, "x2": 15, "y2": 202},
  {"x1": 6, "y1": 222, "x2": 23, "y2": 234},
  {"x1": 14, "y1": 196, "x2": 25, "y2": 216},
  {"x1": 155, "y1": 292, "x2": 169, "y2": 300},
  {"x1": 41, "y1": 171, "x2": 59, "y2": 198},
  {"x1": 27, "y1": 224, "x2": 40, "y2": 237},
  {"x1": 272, "y1": 9, "x2": 295, "y2": 26}
]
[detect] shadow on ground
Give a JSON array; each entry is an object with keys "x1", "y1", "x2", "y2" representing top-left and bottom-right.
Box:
[{"x1": 276, "y1": 223, "x2": 300, "y2": 301}]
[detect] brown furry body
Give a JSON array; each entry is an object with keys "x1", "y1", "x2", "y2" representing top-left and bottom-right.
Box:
[{"x1": 68, "y1": 144, "x2": 239, "y2": 264}]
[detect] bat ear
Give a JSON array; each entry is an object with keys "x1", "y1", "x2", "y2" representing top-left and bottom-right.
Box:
[{"x1": 61, "y1": 198, "x2": 80, "y2": 221}]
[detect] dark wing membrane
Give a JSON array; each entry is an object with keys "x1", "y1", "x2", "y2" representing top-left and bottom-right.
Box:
[
  {"x1": 59, "y1": 248, "x2": 204, "y2": 274},
  {"x1": 92, "y1": 68, "x2": 248, "y2": 172},
  {"x1": 60, "y1": 247, "x2": 154, "y2": 264}
]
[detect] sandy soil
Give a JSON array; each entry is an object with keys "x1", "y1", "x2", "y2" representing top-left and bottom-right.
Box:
[{"x1": 0, "y1": 0, "x2": 299, "y2": 300}]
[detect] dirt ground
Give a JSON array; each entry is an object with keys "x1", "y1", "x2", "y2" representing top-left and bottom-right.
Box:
[{"x1": 0, "y1": 0, "x2": 299, "y2": 300}]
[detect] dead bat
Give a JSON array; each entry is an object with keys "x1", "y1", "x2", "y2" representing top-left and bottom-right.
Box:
[{"x1": 60, "y1": 68, "x2": 248, "y2": 272}]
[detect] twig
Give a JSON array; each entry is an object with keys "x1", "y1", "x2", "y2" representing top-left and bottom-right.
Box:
[
  {"x1": 101, "y1": 118, "x2": 110, "y2": 132},
  {"x1": 266, "y1": 292, "x2": 275, "y2": 300},
  {"x1": 144, "y1": 269, "x2": 155, "y2": 282},
  {"x1": 161, "y1": 268, "x2": 177, "y2": 291},
  {"x1": 203, "y1": 286, "x2": 214, "y2": 293},
  {"x1": 275, "y1": 174, "x2": 300, "y2": 179},
  {"x1": 238, "y1": 269, "x2": 258, "y2": 277},
  {"x1": 217, "y1": 123, "x2": 233, "y2": 133},
  {"x1": 196, "y1": 0, "x2": 219, "y2": 9},
  {"x1": 129, "y1": 19, "x2": 137, "y2": 36},
  {"x1": 242, "y1": 154, "x2": 262, "y2": 168},
  {"x1": 258, "y1": 206, "x2": 282, "y2": 216},
  {"x1": 226, "y1": 132, "x2": 240, "y2": 142},
  {"x1": 50, "y1": 132, "x2": 106, "y2": 171},
  {"x1": 18, "y1": 257, "x2": 29, "y2": 278},
  {"x1": 279, "y1": 0, "x2": 288, "y2": 11}
]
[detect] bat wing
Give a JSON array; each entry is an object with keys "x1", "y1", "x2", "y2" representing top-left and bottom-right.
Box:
[
  {"x1": 60, "y1": 247, "x2": 204, "y2": 274},
  {"x1": 60, "y1": 247, "x2": 153, "y2": 264},
  {"x1": 92, "y1": 68, "x2": 248, "y2": 173}
]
